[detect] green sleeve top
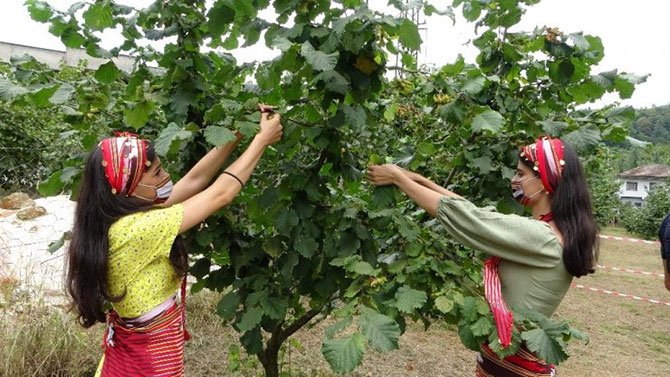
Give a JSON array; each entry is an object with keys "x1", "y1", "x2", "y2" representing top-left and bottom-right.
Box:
[{"x1": 436, "y1": 196, "x2": 572, "y2": 317}]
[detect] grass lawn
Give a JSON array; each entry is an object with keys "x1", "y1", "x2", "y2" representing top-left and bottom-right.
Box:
[{"x1": 1, "y1": 231, "x2": 668, "y2": 376}]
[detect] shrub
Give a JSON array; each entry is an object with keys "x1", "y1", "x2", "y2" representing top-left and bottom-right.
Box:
[{"x1": 620, "y1": 183, "x2": 670, "y2": 240}]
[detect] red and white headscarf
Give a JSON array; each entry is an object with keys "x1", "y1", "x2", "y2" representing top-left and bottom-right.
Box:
[
  {"x1": 520, "y1": 136, "x2": 565, "y2": 194},
  {"x1": 99, "y1": 132, "x2": 149, "y2": 196}
]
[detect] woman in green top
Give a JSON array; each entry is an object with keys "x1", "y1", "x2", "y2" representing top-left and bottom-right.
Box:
[
  {"x1": 367, "y1": 136, "x2": 598, "y2": 377},
  {"x1": 66, "y1": 105, "x2": 283, "y2": 376}
]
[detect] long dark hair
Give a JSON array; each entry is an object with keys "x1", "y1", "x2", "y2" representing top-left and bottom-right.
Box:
[
  {"x1": 66, "y1": 143, "x2": 188, "y2": 327},
  {"x1": 520, "y1": 141, "x2": 599, "y2": 277}
]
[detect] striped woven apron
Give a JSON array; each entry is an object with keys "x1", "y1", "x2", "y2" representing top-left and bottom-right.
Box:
[{"x1": 100, "y1": 278, "x2": 191, "y2": 377}]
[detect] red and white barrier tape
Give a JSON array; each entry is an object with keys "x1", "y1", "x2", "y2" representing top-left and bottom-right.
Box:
[
  {"x1": 597, "y1": 265, "x2": 665, "y2": 279},
  {"x1": 599, "y1": 234, "x2": 660, "y2": 245},
  {"x1": 571, "y1": 283, "x2": 670, "y2": 307}
]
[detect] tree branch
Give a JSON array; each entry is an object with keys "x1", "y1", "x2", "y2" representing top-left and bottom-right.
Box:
[{"x1": 277, "y1": 307, "x2": 323, "y2": 345}]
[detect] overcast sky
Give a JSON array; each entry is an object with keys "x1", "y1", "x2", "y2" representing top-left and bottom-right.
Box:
[{"x1": 0, "y1": 0, "x2": 667, "y2": 108}]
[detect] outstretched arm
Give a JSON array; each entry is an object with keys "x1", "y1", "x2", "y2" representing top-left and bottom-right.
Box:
[
  {"x1": 165, "y1": 105, "x2": 275, "y2": 206},
  {"x1": 178, "y1": 112, "x2": 283, "y2": 234},
  {"x1": 164, "y1": 135, "x2": 242, "y2": 206},
  {"x1": 367, "y1": 164, "x2": 460, "y2": 217}
]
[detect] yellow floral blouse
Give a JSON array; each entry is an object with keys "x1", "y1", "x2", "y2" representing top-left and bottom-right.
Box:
[{"x1": 107, "y1": 203, "x2": 184, "y2": 318}]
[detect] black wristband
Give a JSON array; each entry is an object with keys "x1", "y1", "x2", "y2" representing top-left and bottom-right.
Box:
[{"x1": 223, "y1": 171, "x2": 244, "y2": 187}]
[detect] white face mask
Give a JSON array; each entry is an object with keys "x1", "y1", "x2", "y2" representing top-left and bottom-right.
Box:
[
  {"x1": 155, "y1": 179, "x2": 174, "y2": 200},
  {"x1": 135, "y1": 176, "x2": 173, "y2": 203},
  {"x1": 511, "y1": 176, "x2": 542, "y2": 206}
]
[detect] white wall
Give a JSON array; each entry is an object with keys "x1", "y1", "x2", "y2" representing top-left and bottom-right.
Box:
[
  {"x1": 618, "y1": 178, "x2": 662, "y2": 205},
  {"x1": 0, "y1": 41, "x2": 136, "y2": 72}
]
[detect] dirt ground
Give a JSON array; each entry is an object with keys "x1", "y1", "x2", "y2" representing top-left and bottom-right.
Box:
[
  {"x1": 2, "y1": 230, "x2": 667, "y2": 376},
  {"x1": 181, "y1": 235, "x2": 669, "y2": 377}
]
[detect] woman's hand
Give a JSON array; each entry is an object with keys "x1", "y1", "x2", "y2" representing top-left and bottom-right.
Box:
[
  {"x1": 258, "y1": 103, "x2": 276, "y2": 114},
  {"x1": 367, "y1": 164, "x2": 404, "y2": 186},
  {"x1": 257, "y1": 105, "x2": 283, "y2": 146}
]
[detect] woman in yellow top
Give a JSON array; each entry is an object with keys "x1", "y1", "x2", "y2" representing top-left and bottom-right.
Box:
[{"x1": 66, "y1": 105, "x2": 282, "y2": 377}]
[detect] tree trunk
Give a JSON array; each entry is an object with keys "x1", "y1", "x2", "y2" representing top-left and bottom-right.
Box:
[{"x1": 260, "y1": 343, "x2": 280, "y2": 377}]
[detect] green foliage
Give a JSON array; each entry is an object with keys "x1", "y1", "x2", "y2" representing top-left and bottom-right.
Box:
[
  {"x1": 7, "y1": 0, "x2": 643, "y2": 374},
  {"x1": 621, "y1": 184, "x2": 670, "y2": 240},
  {"x1": 630, "y1": 104, "x2": 670, "y2": 143},
  {"x1": 584, "y1": 146, "x2": 625, "y2": 225},
  {"x1": 0, "y1": 60, "x2": 86, "y2": 193}
]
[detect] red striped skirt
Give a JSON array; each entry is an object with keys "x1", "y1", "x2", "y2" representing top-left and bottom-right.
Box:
[
  {"x1": 100, "y1": 302, "x2": 189, "y2": 377},
  {"x1": 475, "y1": 343, "x2": 555, "y2": 377}
]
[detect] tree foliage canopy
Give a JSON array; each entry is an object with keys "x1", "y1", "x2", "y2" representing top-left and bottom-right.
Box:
[{"x1": 0, "y1": 0, "x2": 645, "y2": 374}]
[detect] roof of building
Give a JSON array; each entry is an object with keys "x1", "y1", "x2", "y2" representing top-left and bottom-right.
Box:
[{"x1": 618, "y1": 164, "x2": 670, "y2": 179}]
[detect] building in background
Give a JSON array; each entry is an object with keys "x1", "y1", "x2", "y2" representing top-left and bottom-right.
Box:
[{"x1": 617, "y1": 164, "x2": 670, "y2": 206}]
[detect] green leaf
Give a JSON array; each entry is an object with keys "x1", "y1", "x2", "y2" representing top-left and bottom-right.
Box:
[
  {"x1": 47, "y1": 233, "x2": 67, "y2": 253},
  {"x1": 170, "y1": 89, "x2": 196, "y2": 115},
  {"x1": 562, "y1": 126, "x2": 601, "y2": 151},
  {"x1": 470, "y1": 316, "x2": 493, "y2": 337},
  {"x1": 314, "y1": 70, "x2": 350, "y2": 94},
  {"x1": 567, "y1": 81, "x2": 606, "y2": 104},
  {"x1": 301, "y1": 42, "x2": 339, "y2": 71},
  {"x1": 123, "y1": 101, "x2": 154, "y2": 130},
  {"x1": 83, "y1": 3, "x2": 114, "y2": 31},
  {"x1": 49, "y1": 83, "x2": 74, "y2": 105},
  {"x1": 394, "y1": 285, "x2": 427, "y2": 313},
  {"x1": 235, "y1": 306, "x2": 264, "y2": 332},
  {"x1": 276, "y1": 209, "x2": 299, "y2": 235},
  {"x1": 295, "y1": 233, "x2": 318, "y2": 258},
  {"x1": 358, "y1": 308, "x2": 400, "y2": 352},
  {"x1": 154, "y1": 123, "x2": 194, "y2": 156},
  {"x1": 435, "y1": 296, "x2": 454, "y2": 314},
  {"x1": 398, "y1": 19, "x2": 421, "y2": 50},
  {"x1": 521, "y1": 328, "x2": 569, "y2": 365},
  {"x1": 459, "y1": 296, "x2": 480, "y2": 322},
  {"x1": 260, "y1": 296, "x2": 288, "y2": 320},
  {"x1": 38, "y1": 171, "x2": 63, "y2": 196},
  {"x1": 463, "y1": 76, "x2": 486, "y2": 95},
  {"x1": 26, "y1": 0, "x2": 53, "y2": 22},
  {"x1": 441, "y1": 55, "x2": 465, "y2": 75},
  {"x1": 271, "y1": 36, "x2": 293, "y2": 52},
  {"x1": 95, "y1": 61, "x2": 120, "y2": 84},
  {"x1": 321, "y1": 333, "x2": 366, "y2": 374},
  {"x1": 343, "y1": 104, "x2": 366, "y2": 129},
  {"x1": 472, "y1": 109, "x2": 504, "y2": 133},
  {"x1": 204, "y1": 125, "x2": 236, "y2": 147},
  {"x1": 457, "y1": 321, "x2": 481, "y2": 351},
  {"x1": 217, "y1": 291, "x2": 241, "y2": 321},
  {"x1": 30, "y1": 86, "x2": 58, "y2": 107},
  {"x1": 240, "y1": 327, "x2": 263, "y2": 355},
  {"x1": 60, "y1": 29, "x2": 86, "y2": 48},
  {"x1": 462, "y1": 0, "x2": 482, "y2": 21},
  {"x1": 570, "y1": 33, "x2": 590, "y2": 51},
  {"x1": 235, "y1": 121, "x2": 259, "y2": 138},
  {"x1": 0, "y1": 78, "x2": 28, "y2": 100},
  {"x1": 351, "y1": 261, "x2": 375, "y2": 276},
  {"x1": 207, "y1": 3, "x2": 234, "y2": 37},
  {"x1": 325, "y1": 316, "x2": 353, "y2": 339},
  {"x1": 614, "y1": 77, "x2": 635, "y2": 99},
  {"x1": 471, "y1": 156, "x2": 494, "y2": 174}
]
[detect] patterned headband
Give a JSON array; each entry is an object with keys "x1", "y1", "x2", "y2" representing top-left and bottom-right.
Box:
[
  {"x1": 520, "y1": 136, "x2": 565, "y2": 194},
  {"x1": 98, "y1": 132, "x2": 149, "y2": 196}
]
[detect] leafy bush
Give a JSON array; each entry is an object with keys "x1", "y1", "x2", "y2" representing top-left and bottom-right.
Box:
[
  {"x1": 0, "y1": 60, "x2": 86, "y2": 194},
  {"x1": 620, "y1": 184, "x2": 670, "y2": 239}
]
